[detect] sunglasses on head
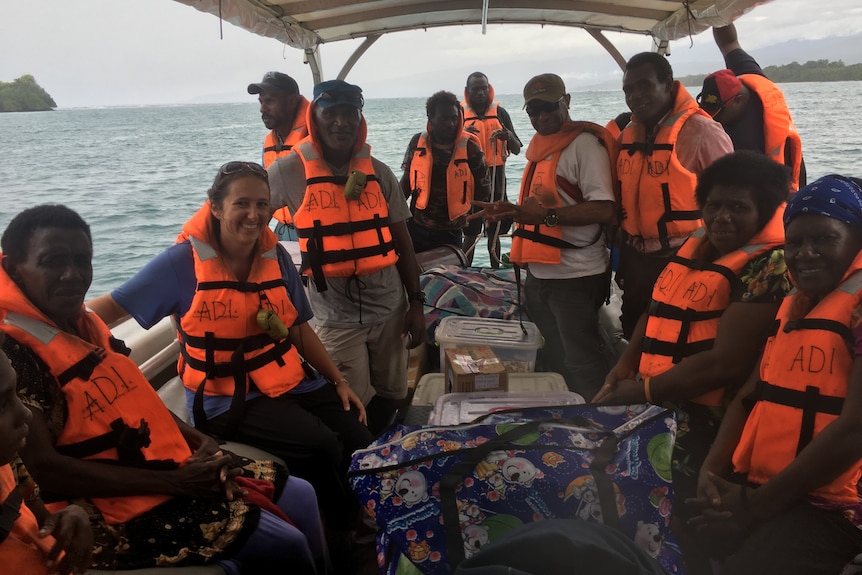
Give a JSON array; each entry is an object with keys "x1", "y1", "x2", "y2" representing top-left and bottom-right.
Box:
[
  {"x1": 525, "y1": 98, "x2": 562, "y2": 117},
  {"x1": 217, "y1": 161, "x2": 268, "y2": 179},
  {"x1": 696, "y1": 93, "x2": 734, "y2": 119}
]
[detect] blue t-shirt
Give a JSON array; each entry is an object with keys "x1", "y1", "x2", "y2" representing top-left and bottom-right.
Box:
[{"x1": 113, "y1": 241, "x2": 327, "y2": 420}]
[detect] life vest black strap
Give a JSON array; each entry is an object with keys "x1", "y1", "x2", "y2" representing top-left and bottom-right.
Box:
[
  {"x1": 756, "y1": 381, "x2": 844, "y2": 453},
  {"x1": 296, "y1": 216, "x2": 392, "y2": 239},
  {"x1": 57, "y1": 348, "x2": 107, "y2": 387},
  {"x1": 54, "y1": 417, "x2": 178, "y2": 470},
  {"x1": 306, "y1": 174, "x2": 379, "y2": 186},
  {"x1": 177, "y1": 325, "x2": 276, "y2": 353},
  {"x1": 641, "y1": 336, "x2": 714, "y2": 363},
  {"x1": 646, "y1": 300, "x2": 725, "y2": 323},
  {"x1": 195, "y1": 278, "x2": 286, "y2": 293},
  {"x1": 264, "y1": 144, "x2": 293, "y2": 153},
  {"x1": 303, "y1": 241, "x2": 398, "y2": 267},
  {"x1": 783, "y1": 318, "x2": 854, "y2": 349},
  {"x1": 512, "y1": 226, "x2": 602, "y2": 250},
  {"x1": 0, "y1": 488, "x2": 22, "y2": 544},
  {"x1": 657, "y1": 183, "x2": 701, "y2": 251},
  {"x1": 667, "y1": 254, "x2": 737, "y2": 286},
  {"x1": 180, "y1": 337, "x2": 294, "y2": 379}
]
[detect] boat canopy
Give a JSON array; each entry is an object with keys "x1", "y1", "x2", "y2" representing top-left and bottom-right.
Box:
[{"x1": 173, "y1": 0, "x2": 771, "y2": 83}]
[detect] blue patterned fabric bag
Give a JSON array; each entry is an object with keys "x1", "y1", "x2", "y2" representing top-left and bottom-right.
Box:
[{"x1": 348, "y1": 404, "x2": 682, "y2": 575}]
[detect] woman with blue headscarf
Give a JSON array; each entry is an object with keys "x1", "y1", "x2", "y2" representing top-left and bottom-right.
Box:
[{"x1": 689, "y1": 175, "x2": 862, "y2": 574}]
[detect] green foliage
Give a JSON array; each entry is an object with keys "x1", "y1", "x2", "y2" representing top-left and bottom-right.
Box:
[
  {"x1": 0, "y1": 75, "x2": 57, "y2": 112},
  {"x1": 678, "y1": 59, "x2": 862, "y2": 86}
]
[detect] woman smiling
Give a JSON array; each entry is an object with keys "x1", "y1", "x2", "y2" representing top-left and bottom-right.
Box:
[{"x1": 688, "y1": 175, "x2": 862, "y2": 574}]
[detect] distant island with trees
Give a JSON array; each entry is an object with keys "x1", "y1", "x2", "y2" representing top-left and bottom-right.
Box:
[
  {"x1": 0, "y1": 75, "x2": 56, "y2": 112},
  {"x1": 679, "y1": 59, "x2": 862, "y2": 86}
]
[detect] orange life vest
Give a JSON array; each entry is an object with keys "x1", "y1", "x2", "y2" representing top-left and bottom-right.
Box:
[
  {"x1": 618, "y1": 83, "x2": 707, "y2": 251},
  {"x1": 177, "y1": 203, "x2": 307, "y2": 419},
  {"x1": 639, "y1": 205, "x2": 786, "y2": 406},
  {"x1": 510, "y1": 121, "x2": 617, "y2": 265},
  {"x1": 738, "y1": 74, "x2": 804, "y2": 192},
  {"x1": 0, "y1": 269, "x2": 191, "y2": 525},
  {"x1": 462, "y1": 87, "x2": 506, "y2": 167},
  {"x1": 732, "y1": 255, "x2": 862, "y2": 503},
  {"x1": 0, "y1": 464, "x2": 54, "y2": 575},
  {"x1": 408, "y1": 131, "x2": 474, "y2": 222},
  {"x1": 292, "y1": 138, "x2": 399, "y2": 292},
  {"x1": 264, "y1": 97, "x2": 311, "y2": 227}
]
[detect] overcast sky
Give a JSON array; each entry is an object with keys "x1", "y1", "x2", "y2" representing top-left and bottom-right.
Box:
[{"x1": 3, "y1": 0, "x2": 861, "y2": 108}]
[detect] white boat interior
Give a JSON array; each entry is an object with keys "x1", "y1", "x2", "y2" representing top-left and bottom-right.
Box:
[{"x1": 173, "y1": 0, "x2": 771, "y2": 82}]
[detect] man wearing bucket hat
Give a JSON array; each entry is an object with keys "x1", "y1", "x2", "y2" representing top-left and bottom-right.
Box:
[
  {"x1": 473, "y1": 73, "x2": 617, "y2": 398},
  {"x1": 248, "y1": 71, "x2": 310, "y2": 239},
  {"x1": 698, "y1": 23, "x2": 805, "y2": 191},
  {"x1": 268, "y1": 79, "x2": 424, "y2": 436}
]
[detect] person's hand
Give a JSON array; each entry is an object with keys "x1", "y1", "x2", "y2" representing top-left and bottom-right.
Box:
[
  {"x1": 592, "y1": 376, "x2": 644, "y2": 404},
  {"x1": 186, "y1": 433, "x2": 221, "y2": 463},
  {"x1": 40, "y1": 504, "x2": 93, "y2": 575},
  {"x1": 469, "y1": 200, "x2": 518, "y2": 224},
  {"x1": 403, "y1": 301, "x2": 425, "y2": 350},
  {"x1": 489, "y1": 128, "x2": 509, "y2": 142},
  {"x1": 592, "y1": 363, "x2": 637, "y2": 402},
  {"x1": 687, "y1": 472, "x2": 756, "y2": 532},
  {"x1": 186, "y1": 436, "x2": 240, "y2": 500},
  {"x1": 173, "y1": 452, "x2": 241, "y2": 499},
  {"x1": 335, "y1": 380, "x2": 368, "y2": 425}
]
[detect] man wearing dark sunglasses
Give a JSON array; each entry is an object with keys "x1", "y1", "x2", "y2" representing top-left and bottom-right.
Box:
[
  {"x1": 268, "y1": 79, "x2": 424, "y2": 437},
  {"x1": 472, "y1": 73, "x2": 618, "y2": 398},
  {"x1": 248, "y1": 71, "x2": 310, "y2": 240},
  {"x1": 697, "y1": 23, "x2": 805, "y2": 191},
  {"x1": 616, "y1": 52, "x2": 733, "y2": 340}
]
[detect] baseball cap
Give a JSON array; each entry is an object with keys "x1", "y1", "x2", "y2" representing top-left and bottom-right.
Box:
[
  {"x1": 523, "y1": 73, "x2": 566, "y2": 107},
  {"x1": 247, "y1": 71, "x2": 300, "y2": 95},
  {"x1": 697, "y1": 69, "x2": 742, "y2": 114},
  {"x1": 312, "y1": 80, "x2": 364, "y2": 110}
]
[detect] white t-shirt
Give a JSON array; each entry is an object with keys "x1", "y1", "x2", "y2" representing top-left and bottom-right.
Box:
[{"x1": 527, "y1": 132, "x2": 614, "y2": 280}]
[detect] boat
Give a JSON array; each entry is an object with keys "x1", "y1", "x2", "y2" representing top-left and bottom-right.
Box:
[{"x1": 94, "y1": 1, "x2": 799, "y2": 573}]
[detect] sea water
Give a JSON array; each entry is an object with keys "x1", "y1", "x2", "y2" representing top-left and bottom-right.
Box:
[{"x1": 1, "y1": 82, "x2": 860, "y2": 296}]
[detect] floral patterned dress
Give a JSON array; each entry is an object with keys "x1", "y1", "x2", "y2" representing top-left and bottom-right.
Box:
[{"x1": 3, "y1": 337, "x2": 287, "y2": 570}]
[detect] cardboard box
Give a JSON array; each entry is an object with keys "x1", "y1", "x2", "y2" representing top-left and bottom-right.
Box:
[{"x1": 444, "y1": 346, "x2": 508, "y2": 393}]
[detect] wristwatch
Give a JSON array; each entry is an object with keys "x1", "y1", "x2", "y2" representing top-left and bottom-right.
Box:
[
  {"x1": 408, "y1": 291, "x2": 427, "y2": 304},
  {"x1": 543, "y1": 209, "x2": 559, "y2": 228}
]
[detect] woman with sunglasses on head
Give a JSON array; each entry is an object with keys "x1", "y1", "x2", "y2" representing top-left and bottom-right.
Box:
[
  {"x1": 685, "y1": 175, "x2": 862, "y2": 575},
  {"x1": 0, "y1": 204, "x2": 329, "y2": 574},
  {"x1": 90, "y1": 161, "x2": 374, "y2": 570}
]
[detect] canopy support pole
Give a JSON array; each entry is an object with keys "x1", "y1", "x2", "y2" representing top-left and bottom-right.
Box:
[
  {"x1": 481, "y1": 0, "x2": 489, "y2": 34},
  {"x1": 585, "y1": 28, "x2": 627, "y2": 71},
  {"x1": 337, "y1": 34, "x2": 382, "y2": 80},
  {"x1": 304, "y1": 46, "x2": 323, "y2": 85}
]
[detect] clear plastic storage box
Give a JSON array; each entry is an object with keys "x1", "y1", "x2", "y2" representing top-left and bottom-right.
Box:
[
  {"x1": 431, "y1": 390, "x2": 584, "y2": 425},
  {"x1": 434, "y1": 317, "x2": 542, "y2": 373}
]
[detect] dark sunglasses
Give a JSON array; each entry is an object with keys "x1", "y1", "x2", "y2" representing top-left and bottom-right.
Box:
[
  {"x1": 696, "y1": 93, "x2": 734, "y2": 118},
  {"x1": 217, "y1": 161, "x2": 268, "y2": 179},
  {"x1": 525, "y1": 98, "x2": 562, "y2": 117}
]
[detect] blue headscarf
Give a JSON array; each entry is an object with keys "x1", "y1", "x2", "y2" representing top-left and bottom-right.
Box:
[{"x1": 784, "y1": 175, "x2": 862, "y2": 228}]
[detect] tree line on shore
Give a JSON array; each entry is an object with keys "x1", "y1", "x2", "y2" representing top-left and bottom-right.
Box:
[
  {"x1": 679, "y1": 59, "x2": 862, "y2": 86},
  {"x1": 0, "y1": 75, "x2": 57, "y2": 112}
]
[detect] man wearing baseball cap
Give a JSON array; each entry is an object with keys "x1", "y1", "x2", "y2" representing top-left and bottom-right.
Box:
[
  {"x1": 248, "y1": 71, "x2": 310, "y2": 238},
  {"x1": 698, "y1": 23, "x2": 805, "y2": 190},
  {"x1": 473, "y1": 73, "x2": 617, "y2": 398},
  {"x1": 267, "y1": 79, "x2": 423, "y2": 438}
]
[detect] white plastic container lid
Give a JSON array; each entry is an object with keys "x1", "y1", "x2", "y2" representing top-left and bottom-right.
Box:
[
  {"x1": 431, "y1": 390, "x2": 584, "y2": 425},
  {"x1": 435, "y1": 317, "x2": 542, "y2": 350}
]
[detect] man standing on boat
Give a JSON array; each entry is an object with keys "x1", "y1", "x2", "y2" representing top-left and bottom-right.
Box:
[
  {"x1": 267, "y1": 80, "x2": 425, "y2": 435},
  {"x1": 400, "y1": 90, "x2": 491, "y2": 257},
  {"x1": 473, "y1": 73, "x2": 617, "y2": 398},
  {"x1": 616, "y1": 52, "x2": 733, "y2": 339},
  {"x1": 248, "y1": 71, "x2": 310, "y2": 240},
  {"x1": 462, "y1": 72, "x2": 523, "y2": 267},
  {"x1": 697, "y1": 23, "x2": 805, "y2": 190}
]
